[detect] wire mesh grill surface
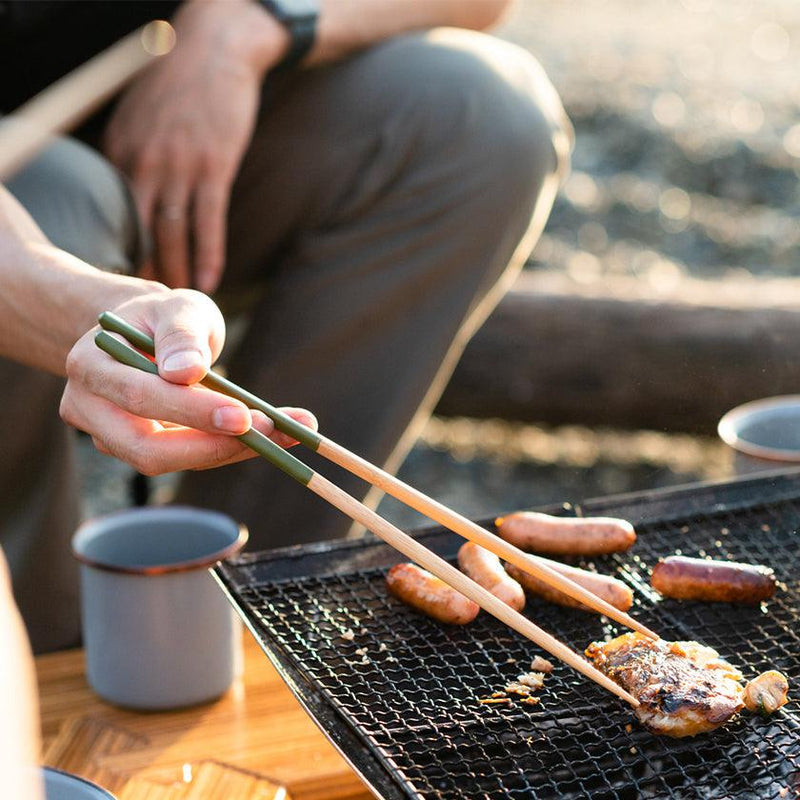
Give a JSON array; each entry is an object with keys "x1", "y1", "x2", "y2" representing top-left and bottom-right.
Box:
[{"x1": 217, "y1": 476, "x2": 800, "y2": 799}]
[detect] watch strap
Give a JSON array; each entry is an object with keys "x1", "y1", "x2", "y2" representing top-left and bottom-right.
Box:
[{"x1": 256, "y1": 0, "x2": 318, "y2": 71}]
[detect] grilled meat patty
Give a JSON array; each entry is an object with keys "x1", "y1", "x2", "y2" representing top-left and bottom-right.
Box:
[{"x1": 586, "y1": 633, "x2": 745, "y2": 737}]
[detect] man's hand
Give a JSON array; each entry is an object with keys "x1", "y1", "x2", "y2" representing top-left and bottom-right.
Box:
[
  {"x1": 103, "y1": 1, "x2": 289, "y2": 294},
  {"x1": 60, "y1": 288, "x2": 316, "y2": 475}
]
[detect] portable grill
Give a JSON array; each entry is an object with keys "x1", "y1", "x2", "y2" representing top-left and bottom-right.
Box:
[{"x1": 214, "y1": 471, "x2": 800, "y2": 799}]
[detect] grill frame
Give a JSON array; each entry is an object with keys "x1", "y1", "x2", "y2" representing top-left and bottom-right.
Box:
[{"x1": 213, "y1": 470, "x2": 800, "y2": 799}]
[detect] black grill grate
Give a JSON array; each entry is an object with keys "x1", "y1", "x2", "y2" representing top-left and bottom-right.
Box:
[{"x1": 216, "y1": 474, "x2": 800, "y2": 799}]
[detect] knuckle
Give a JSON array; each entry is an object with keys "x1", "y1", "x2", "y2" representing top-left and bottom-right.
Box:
[
  {"x1": 64, "y1": 346, "x2": 83, "y2": 381},
  {"x1": 58, "y1": 394, "x2": 74, "y2": 426},
  {"x1": 158, "y1": 325, "x2": 196, "y2": 352}
]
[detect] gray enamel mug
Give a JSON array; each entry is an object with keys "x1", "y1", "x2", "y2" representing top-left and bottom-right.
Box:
[
  {"x1": 718, "y1": 395, "x2": 800, "y2": 474},
  {"x1": 72, "y1": 506, "x2": 247, "y2": 710}
]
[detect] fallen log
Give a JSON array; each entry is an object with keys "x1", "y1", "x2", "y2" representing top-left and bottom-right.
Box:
[{"x1": 436, "y1": 272, "x2": 800, "y2": 435}]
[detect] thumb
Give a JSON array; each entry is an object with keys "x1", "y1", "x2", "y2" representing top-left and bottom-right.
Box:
[
  {"x1": 152, "y1": 293, "x2": 225, "y2": 385},
  {"x1": 158, "y1": 340, "x2": 210, "y2": 385}
]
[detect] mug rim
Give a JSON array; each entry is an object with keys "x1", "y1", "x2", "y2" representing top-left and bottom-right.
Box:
[
  {"x1": 71, "y1": 506, "x2": 248, "y2": 576},
  {"x1": 42, "y1": 765, "x2": 117, "y2": 799},
  {"x1": 718, "y1": 394, "x2": 800, "y2": 462}
]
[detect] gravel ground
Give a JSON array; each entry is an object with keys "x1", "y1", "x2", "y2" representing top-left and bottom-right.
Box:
[
  {"x1": 78, "y1": 0, "x2": 799, "y2": 527},
  {"x1": 501, "y1": 0, "x2": 799, "y2": 285}
]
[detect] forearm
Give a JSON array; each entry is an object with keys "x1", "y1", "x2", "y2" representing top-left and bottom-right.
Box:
[
  {"x1": 175, "y1": 0, "x2": 513, "y2": 82},
  {"x1": 312, "y1": 0, "x2": 514, "y2": 63},
  {"x1": 0, "y1": 186, "x2": 165, "y2": 376}
]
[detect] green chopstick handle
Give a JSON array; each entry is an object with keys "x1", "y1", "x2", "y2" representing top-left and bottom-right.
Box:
[
  {"x1": 94, "y1": 330, "x2": 314, "y2": 486},
  {"x1": 97, "y1": 311, "x2": 322, "y2": 451}
]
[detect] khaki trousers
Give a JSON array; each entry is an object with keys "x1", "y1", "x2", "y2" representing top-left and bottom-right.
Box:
[{"x1": 1, "y1": 30, "x2": 570, "y2": 651}]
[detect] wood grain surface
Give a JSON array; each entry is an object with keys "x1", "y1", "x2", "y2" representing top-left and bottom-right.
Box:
[{"x1": 36, "y1": 632, "x2": 372, "y2": 800}]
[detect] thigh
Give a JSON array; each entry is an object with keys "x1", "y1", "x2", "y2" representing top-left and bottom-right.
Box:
[
  {"x1": 222, "y1": 28, "x2": 571, "y2": 292},
  {"x1": 6, "y1": 135, "x2": 144, "y2": 271}
]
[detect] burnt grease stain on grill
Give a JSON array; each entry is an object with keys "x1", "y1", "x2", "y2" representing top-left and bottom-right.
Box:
[{"x1": 218, "y1": 476, "x2": 800, "y2": 800}]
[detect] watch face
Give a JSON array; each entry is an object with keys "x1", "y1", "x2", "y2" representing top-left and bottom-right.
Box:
[{"x1": 270, "y1": 0, "x2": 318, "y2": 19}]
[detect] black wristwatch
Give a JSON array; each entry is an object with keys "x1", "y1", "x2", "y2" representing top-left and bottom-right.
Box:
[{"x1": 255, "y1": 0, "x2": 318, "y2": 71}]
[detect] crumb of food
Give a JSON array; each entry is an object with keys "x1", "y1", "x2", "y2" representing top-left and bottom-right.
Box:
[
  {"x1": 378, "y1": 643, "x2": 388, "y2": 652},
  {"x1": 744, "y1": 671, "x2": 789, "y2": 715},
  {"x1": 360, "y1": 656, "x2": 370, "y2": 665},
  {"x1": 525, "y1": 736, "x2": 534, "y2": 745},
  {"x1": 386, "y1": 655, "x2": 398, "y2": 663},
  {"x1": 478, "y1": 697, "x2": 512, "y2": 705},
  {"x1": 505, "y1": 682, "x2": 534, "y2": 697},
  {"x1": 778, "y1": 787, "x2": 788, "y2": 798},
  {"x1": 341, "y1": 629, "x2": 355, "y2": 641},
  {"x1": 517, "y1": 672, "x2": 546, "y2": 690},
  {"x1": 506, "y1": 657, "x2": 517, "y2": 664},
  {"x1": 624, "y1": 723, "x2": 633, "y2": 733},
  {"x1": 354, "y1": 647, "x2": 368, "y2": 656},
  {"x1": 360, "y1": 627, "x2": 367, "y2": 635},
  {"x1": 481, "y1": 668, "x2": 548, "y2": 710},
  {"x1": 504, "y1": 671, "x2": 546, "y2": 699},
  {"x1": 530, "y1": 656, "x2": 554, "y2": 673},
  {"x1": 761, "y1": 524, "x2": 771, "y2": 533},
  {"x1": 680, "y1": 526, "x2": 689, "y2": 534},
  {"x1": 720, "y1": 528, "x2": 729, "y2": 535},
  {"x1": 629, "y1": 746, "x2": 637, "y2": 755}
]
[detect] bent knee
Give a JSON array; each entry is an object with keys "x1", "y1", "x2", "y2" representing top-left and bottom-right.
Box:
[{"x1": 368, "y1": 29, "x2": 572, "y2": 214}]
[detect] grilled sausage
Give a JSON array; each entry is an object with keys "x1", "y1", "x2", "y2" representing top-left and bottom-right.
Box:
[
  {"x1": 386, "y1": 563, "x2": 479, "y2": 625},
  {"x1": 650, "y1": 556, "x2": 776, "y2": 604},
  {"x1": 495, "y1": 512, "x2": 636, "y2": 556},
  {"x1": 457, "y1": 542, "x2": 526, "y2": 612},
  {"x1": 505, "y1": 559, "x2": 633, "y2": 612}
]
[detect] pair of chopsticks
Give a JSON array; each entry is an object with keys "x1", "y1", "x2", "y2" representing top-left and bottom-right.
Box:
[{"x1": 95, "y1": 312, "x2": 653, "y2": 707}]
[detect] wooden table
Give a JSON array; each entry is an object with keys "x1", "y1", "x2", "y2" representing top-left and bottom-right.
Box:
[{"x1": 36, "y1": 632, "x2": 373, "y2": 800}]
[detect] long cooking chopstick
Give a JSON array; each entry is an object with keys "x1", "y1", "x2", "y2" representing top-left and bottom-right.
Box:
[
  {"x1": 98, "y1": 311, "x2": 659, "y2": 641},
  {"x1": 94, "y1": 329, "x2": 639, "y2": 707},
  {"x1": 0, "y1": 21, "x2": 174, "y2": 181}
]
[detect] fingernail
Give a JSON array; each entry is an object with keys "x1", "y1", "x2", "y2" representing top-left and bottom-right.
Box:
[
  {"x1": 213, "y1": 406, "x2": 250, "y2": 433},
  {"x1": 163, "y1": 350, "x2": 205, "y2": 373}
]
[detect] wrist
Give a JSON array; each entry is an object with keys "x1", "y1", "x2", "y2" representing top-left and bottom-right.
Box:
[
  {"x1": 176, "y1": 0, "x2": 291, "y2": 78},
  {"x1": 33, "y1": 242, "x2": 169, "y2": 342}
]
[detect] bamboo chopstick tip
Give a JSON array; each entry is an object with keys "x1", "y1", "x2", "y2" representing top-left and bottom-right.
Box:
[{"x1": 141, "y1": 21, "x2": 176, "y2": 57}]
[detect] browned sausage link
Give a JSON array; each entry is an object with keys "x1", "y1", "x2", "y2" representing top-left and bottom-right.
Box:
[
  {"x1": 457, "y1": 542, "x2": 526, "y2": 612},
  {"x1": 495, "y1": 512, "x2": 636, "y2": 556},
  {"x1": 385, "y1": 563, "x2": 480, "y2": 625},
  {"x1": 650, "y1": 556, "x2": 776, "y2": 604},
  {"x1": 505, "y1": 559, "x2": 633, "y2": 612}
]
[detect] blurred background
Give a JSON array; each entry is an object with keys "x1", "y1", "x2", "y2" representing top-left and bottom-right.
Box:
[
  {"x1": 382, "y1": 0, "x2": 800, "y2": 526},
  {"x1": 83, "y1": 0, "x2": 800, "y2": 527}
]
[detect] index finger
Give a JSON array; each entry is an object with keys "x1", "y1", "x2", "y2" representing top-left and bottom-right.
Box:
[{"x1": 72, "y1": 334, "x2": 252, "y2": 436}]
